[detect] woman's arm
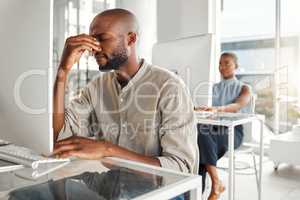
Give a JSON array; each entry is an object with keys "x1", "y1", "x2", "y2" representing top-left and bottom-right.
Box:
[{"x1": 215, "y1": 85, "x2": 251, "y2": 113}]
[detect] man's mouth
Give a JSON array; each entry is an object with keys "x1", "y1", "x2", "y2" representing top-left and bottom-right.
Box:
[{"x1": 95, "y1": 52, "x2": 108, "y2": 60}]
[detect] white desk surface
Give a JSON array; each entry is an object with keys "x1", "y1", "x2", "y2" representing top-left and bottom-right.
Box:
[
  {"x1": 195, "y1": 111, "x2": 258, "y2": 126},
  {"x1": 0, "y1": 157, "x2": 202, "y2": 200}
]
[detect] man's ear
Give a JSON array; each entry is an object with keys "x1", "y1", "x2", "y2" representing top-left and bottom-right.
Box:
[{"x1": 127, "y1": 32, "x2": 137, "y2": 46}]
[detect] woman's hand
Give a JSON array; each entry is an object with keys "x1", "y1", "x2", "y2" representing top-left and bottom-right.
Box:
[{"x1": 194, "y1": 106, "x2": 219, "y2": 112}]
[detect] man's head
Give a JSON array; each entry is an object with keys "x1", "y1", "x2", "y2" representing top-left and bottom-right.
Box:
[{"x1": 89, "y1": 9, "x2": 139, "y2": 71}]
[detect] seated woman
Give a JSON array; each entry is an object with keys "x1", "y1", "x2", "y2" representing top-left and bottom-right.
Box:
[{"x1": 195, "y1": 52, "x2": 251, "y2": 200}]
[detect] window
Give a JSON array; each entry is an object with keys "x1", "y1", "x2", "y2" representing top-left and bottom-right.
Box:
[
  {"x1": 221, "y1": 0, "x2": 299, "y2": 133},
  {"x1": 221, "y1": 0, "x2": 276, "y2": 132},
  {"x1": 280, "y1": 0, "x2": 300, "y2": 130},
  {"x1": 53, "y1": 0, "x2": 116, "y2": 98}
]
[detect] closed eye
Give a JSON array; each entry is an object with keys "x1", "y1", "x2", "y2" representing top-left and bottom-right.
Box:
[
  {"x1": 96, "y1": 37, "x2": 109, "y2": 42},
  {"x1": 94, "y1": 33, "x2": 113, "y2": 42}
]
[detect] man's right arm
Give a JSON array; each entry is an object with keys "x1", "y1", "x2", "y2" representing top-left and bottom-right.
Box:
[
  {"x1": 53, "y1": 34, "x2": 101, "y2": 141},
  {"x1": 53, "y1": 68, "x2": 68, "y2": 141}
]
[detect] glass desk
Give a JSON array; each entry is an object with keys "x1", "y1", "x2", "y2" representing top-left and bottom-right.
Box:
[
  {"x1": 0, "y1": 157, "x2": 202, "y2": 200},
  {"x1": 195, "y1": 111, "x2": 264, "y2": 200}
]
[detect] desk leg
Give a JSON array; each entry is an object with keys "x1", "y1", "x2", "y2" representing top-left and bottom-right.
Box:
[
  {"x1": 190, "y1": 185, "x2": 202, "y2": 200},
  {"x1": 228, "y1": 125, "x2": 234, "y2": 200},
  {"x1": 259, "y1": 119, "x2": 264, "y2": 200}
]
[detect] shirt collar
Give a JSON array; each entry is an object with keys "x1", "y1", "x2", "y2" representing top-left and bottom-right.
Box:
[
  {"x1": 112, "y1": 59, "x2": 149, "y2": 93},
  {"x1": 221, "y1": 76, "x2": 237, "y2": 84}
]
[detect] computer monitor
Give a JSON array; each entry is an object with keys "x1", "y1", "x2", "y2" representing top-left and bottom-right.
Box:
[
  {"x1": 0, "y1": 0, "x2": 54, "y2": 154},
  {"x1": 152, "y1": 34, "x2": 216, "y2": 106}
]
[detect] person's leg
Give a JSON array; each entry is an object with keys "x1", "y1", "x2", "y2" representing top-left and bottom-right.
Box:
[
  {"x1": 204, "y1": 125, "x2": 244, "y2": 200},
  {"x1": 198, "y1": 124, "x2": 244, "y2": 199},
  {"x1": 197, "y1": 124, "x2": 223, "y2": 198},
  {"x1": 205, "y1": 164, "x2": 225, "y2": 200},
  {"x1": 218, "y1": 125, "x2": 244, "y2": 155}
]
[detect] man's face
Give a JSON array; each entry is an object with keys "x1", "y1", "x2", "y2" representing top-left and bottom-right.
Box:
[{"x1": 90, "y1": 19, "x2": 129, "y2": 71}]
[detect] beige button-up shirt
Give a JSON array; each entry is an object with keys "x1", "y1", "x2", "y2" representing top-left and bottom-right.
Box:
[{"x1": 59, "y1": 60, "x2": 199, "y2": 174}]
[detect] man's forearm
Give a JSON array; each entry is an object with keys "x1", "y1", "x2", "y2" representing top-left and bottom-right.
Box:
[
  {"x1": 105, "y1": 142, "x2": 161, "y2": 167},
  {"x1": 53, "y1": 68, "x2": 68, "y2": 141}
]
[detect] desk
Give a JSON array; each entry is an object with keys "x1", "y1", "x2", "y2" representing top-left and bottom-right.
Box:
[
  {"x1": 195, "y1": 112, "x2": 264, "y2": 200},
  {"x1": 0, "y1": 157, "x2": 202, "y2": 200}
]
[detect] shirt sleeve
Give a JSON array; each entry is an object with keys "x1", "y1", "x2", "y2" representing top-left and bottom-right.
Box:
[
  {"x1": 157, "y1": 78, "x2": 199, "y2": 174},
  {"x1": 58, "y1": 84, "x2": 94, "y2": 140}
]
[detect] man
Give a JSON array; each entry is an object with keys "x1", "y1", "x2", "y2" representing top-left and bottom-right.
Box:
[{"x1": 53, "y1": 8, "x2": 198, "y2": 174}]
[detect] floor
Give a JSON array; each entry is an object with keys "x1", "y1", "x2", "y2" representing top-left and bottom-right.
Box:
[{"x1": 204, "y1": 155, "x2": 300, "y2": 200}]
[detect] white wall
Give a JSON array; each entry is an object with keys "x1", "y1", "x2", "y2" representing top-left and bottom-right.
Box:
[
  {"x1": 157, "y1": 0, "x2": 217, "y2": 42},
  {"x1": 156, "y1": 0, "x2": 221, "y2": 86},
  {"x1": 116, "y1": 0, "x2": 157, "y2": 63}
]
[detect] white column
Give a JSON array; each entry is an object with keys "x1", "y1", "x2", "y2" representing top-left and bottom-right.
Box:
[{"x1": 274, "y1": 0, "x2": 281, "y2": 134}]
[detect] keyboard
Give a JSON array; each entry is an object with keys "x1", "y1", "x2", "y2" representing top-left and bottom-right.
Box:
[
  {"x1": 194, "y1": 111, "x2": 214, "y2": 118},
  {"x1": 0, "y1": 144, "x2": 70, "y2": 169},
  {"x1": 0, "y1": 139, "x2": 11, "y2": 146}
]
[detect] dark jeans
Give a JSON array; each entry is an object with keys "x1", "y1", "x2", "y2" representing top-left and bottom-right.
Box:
[{"x1": 197, "y1": 124, "x2": 244, "y2": 191}]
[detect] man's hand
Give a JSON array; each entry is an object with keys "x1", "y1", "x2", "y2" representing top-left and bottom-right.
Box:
[
  {"x1": 53, "y1": 136, "x2": 111, "y2": 159},
  {"x1": 59, "y1": 34, "x2": 101, "y2": 73},
  {"x1": 53, "y1": 136, "x2": 161, "y2": 167}
]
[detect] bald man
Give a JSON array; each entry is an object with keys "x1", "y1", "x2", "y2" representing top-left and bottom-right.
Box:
[{"x1": 53, "y1": 9, "x2": 199, "y2": 174}]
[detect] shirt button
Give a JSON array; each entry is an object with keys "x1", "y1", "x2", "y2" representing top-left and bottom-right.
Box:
[
  {"x1": 120, "y1": 98, "x2": 124, "y2": 102},
  {"x1": 122, "y1": 124, "x2": 126, "y2": 128}
]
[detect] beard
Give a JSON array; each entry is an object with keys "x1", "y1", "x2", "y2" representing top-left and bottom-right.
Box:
[{"x1": 95, "y1": 42, "x2": 128, "y2": 72}]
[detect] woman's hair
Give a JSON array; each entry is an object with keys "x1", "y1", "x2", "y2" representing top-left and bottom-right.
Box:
[{"x1": 220, "y1": 52, "x2": 239, "y2": 68}]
